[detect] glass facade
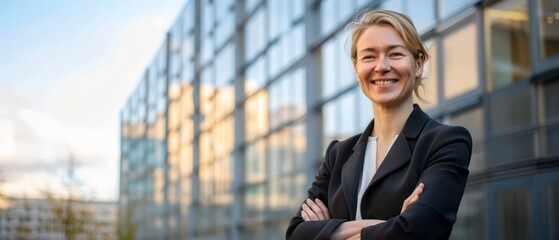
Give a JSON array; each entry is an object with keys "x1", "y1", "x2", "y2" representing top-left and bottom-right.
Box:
[{"x1": 119, "y1": 0, "x2": 559, "y2": 239}]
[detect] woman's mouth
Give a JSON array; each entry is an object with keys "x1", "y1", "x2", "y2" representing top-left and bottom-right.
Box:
[{"x1": 370, "y1": 80, "x2": 398, "y2": 85}]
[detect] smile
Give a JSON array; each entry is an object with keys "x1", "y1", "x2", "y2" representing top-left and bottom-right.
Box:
[{"x1": 370, "y1": 80, "x2": 398, "y2": 85}]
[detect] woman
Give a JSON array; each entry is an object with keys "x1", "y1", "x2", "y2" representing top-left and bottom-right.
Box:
[{"x1": 286, "y1": 10, "x2": 472, "y2": 239}]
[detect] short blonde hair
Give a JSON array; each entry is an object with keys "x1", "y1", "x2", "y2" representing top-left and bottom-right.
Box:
[{"x1": 347, "y1": 10, "x2": 429, "y2": 101}]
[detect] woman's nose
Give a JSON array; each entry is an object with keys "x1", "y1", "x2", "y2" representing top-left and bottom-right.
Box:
[{"x1": 374, "y1": 56, "x2": 390, "y2": 73}]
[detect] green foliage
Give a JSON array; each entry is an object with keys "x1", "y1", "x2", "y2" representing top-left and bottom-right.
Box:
[
  {"x1": 41, "y1": 154, "x2": 97, "y2": 240},
  {"x1": 117, "y1": 201, "x2": 138, "y2": 240}
]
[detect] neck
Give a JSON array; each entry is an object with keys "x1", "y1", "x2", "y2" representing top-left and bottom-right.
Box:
[{"x1": 371, "y1": 102, "x2": 414, "y2": 140}]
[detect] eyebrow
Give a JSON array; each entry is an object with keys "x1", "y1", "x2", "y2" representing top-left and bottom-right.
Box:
[{"x1": 358, "y1": 45, "x2": 407, "y2": 54}]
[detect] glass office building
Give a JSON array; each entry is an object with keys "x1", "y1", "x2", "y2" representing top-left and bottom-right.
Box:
[{"x1": 119, "y1": 0, "x2": 559, "y2": 239}]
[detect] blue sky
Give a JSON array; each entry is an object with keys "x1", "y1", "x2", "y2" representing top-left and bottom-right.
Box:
[{"x1": 0, "y1": 0, "x2": 185, "y2": 201}]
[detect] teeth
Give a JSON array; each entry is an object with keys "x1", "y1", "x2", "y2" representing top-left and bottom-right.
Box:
[{"x1": 373, "y1": 80, "x2": 396, "y2": 85}]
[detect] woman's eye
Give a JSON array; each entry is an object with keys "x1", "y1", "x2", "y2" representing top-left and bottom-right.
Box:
[
  {"x1": 361, "y1": 55, "x2": 375, "y2": 61},
  {"x1": 389, "y1": 52, "x2": 405, "y2": 58}
]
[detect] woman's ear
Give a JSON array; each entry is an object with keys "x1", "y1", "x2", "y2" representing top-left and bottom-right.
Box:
[{"x1": 415, "y1": 53, "x2": 425, "y2": 78}]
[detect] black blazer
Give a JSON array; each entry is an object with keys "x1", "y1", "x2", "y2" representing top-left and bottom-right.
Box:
[{"x1": 286, "y1": 104, "x2": 472, "y2": 239}]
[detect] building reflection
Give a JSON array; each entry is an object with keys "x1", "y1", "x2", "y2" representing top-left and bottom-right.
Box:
[{"x1": 120, "y1": 0, "x2": 559, "y2": 239}]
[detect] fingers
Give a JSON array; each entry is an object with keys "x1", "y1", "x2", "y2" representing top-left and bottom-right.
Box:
[
  {"x1": 301, "y1": 198, "x2": 331, "y2": 221},
  {"x1": 306, "y1": 199, "x2": 326, "y2": 220},
  {"x1": 401, "y1": 183, "x2": 424, "y2": 213},
  {"x1": 315, "y1": 198, "x2": 331, "y2": 219},
  {"x1": 301, "y1": 202, "x2": 319, "y2": 221},
  {"x1": 301, "y1": 208, "x2": 310, "y2": 221},
  {"x1": 347, "y1": 233, "x2": 361, "y2": 240}
]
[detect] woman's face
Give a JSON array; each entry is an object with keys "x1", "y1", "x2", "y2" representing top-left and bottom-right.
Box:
[{"x1": 354, "y1": 24, "x2": 424, "y2": 108}]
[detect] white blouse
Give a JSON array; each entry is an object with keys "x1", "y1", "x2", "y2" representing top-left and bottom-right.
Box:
[{"x1": 355, "y1": 135, "x2": 398, "y2": 220}]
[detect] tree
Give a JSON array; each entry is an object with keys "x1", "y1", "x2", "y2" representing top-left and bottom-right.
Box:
[
  {"x1": 41, "y1": 154, "x2": 95, "y2": 240},
  {"x1": 117, "y1": 201, "x2": 138, "y2": 240}
]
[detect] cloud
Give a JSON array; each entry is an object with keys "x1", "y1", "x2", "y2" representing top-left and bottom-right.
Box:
[{"x1": 0, "y1": 4, "x2": 180, "y2": 202}]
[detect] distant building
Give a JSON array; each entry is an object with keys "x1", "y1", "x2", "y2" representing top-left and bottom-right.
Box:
[
  {"x1": 0, "y1": 197, "x2": 116, "y2": 240},
  {"x1": 120, "y1": 0, "x2": 559, "y2": 239}
]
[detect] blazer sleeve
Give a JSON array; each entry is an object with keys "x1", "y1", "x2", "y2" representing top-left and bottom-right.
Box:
[
  {"x1": 361, "y1": 126, "x2": 472, "y2": 239},
  {"x1": 286, "y1": 140, "x2": 346, "y2": 240}
]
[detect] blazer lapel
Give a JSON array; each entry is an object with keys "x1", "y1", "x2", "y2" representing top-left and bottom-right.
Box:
[
  {"x1": 341, "y1": 105, "x2": 429, "y2": 219},
  {"x1": 341, "y1": 118, "x2": 375, "y2": 220},
  {"x1": 368, "y1": 134, "x2": 411, "y2": 188},
  {"x1": 341, "y1": 140, "x2": 366, "y2": 220},
  {"x1": 368, "y1": 104, "x2": 429, "y2": 190}
]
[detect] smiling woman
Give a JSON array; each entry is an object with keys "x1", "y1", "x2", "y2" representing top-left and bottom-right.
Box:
[{"x1": 286, "y1": 10, "x2": 472, "y2": 240}]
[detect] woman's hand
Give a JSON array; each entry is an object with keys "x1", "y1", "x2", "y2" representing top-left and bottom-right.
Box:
[
  {"x1": 332, "y1": 220, "x2": 385, "y2": 240},
  {"x1": 347, "y1": 233, "x2": 361, "y2": 240},
  {"x1": 301, "y1": 198, "x2": 330, "y2": 221},
  {"x1": 401, "y1": 183, "x2": 424, "y2": 213}
]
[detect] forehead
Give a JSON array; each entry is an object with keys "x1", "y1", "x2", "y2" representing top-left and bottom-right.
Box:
[{"x1": 356, "y1": 25, "x2": 405, "y2": 50}]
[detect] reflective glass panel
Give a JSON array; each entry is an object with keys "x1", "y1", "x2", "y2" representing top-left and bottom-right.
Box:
[
  {"x1": 320, "y1": 0, "x2": 336, "y2": 35},
  {"x1": 268, "y1": 0, "x2": 288, "y2": 41},
  {"x1": 268, "y1": 177, "x2": 293, "y2": 218},
  {"x1": 290, "y1": 0, "x2": 304, "y2": 21},
  {"x1": 245, "y1": 140, "x2": 266, "y2": 183},
  {"x1": 245, "y1": 8, "x2": 266, "y2": 62},
  {"x1": 496, "y1": 189, "x2": 532, "y2": 240},
  {"x1": 215, "y1": 42, "x2": 235, "y2": 86},
  {"x1": 268, "y1": 129, "x2": 290, "y2": 177},
  {"x1": 439, "y1": 0, "x2": 475, "y2": 19},
  {"x1": 245, "y1": 91, "x2": 269, "y2": 141},
  {"x1": 407, "y1": 0, "x2": 436, "y2": 33},
  {"x1": 543, "y1": 79, "x2": 559, "y2": 157},
  {"x1": 246, "y1": 0, "x2": 261, "y2": 14},
  {"x1": 450, "y1": 185, "x2": 485, "y2": 240},
  {"x1": 443, "y1": 21, "x2": 479, "y2": 99},
  {"x1": 321, "y1": 32, "x2": 356, "y2": 99},
  {"x1": 245, "y1": 56, "x2": 266, "y2": 96},
  {"x1": 380, "y1": 0, "x2": 403, "y2": 12},
  {"x1": 549, "y1": 184, "x2": 559, "y2": 239},
  {"x1": 323, "y1": 92, "x2": 358, "y2": 151},
  {"x1": 487, "y1": 82, "x2": 535, "y2": 164},
  {"x1": 243, "y1": 184, "x2": 266, "y2": 220},
  {"x1": 449, "y1": 106, "x2": 484, "y2": 172},
  {"x1": 539, "y1": 0, "x2": 559, "y2": 59},
  {"x1": 485, "y1": 0, "x2": 531, "y2": 90},
  {"x1": 289, "y1": 23, "x2": 306, "y2": 62},
  {"x1": 321, "y1": 37, "x2": 337, "y2": 98}
]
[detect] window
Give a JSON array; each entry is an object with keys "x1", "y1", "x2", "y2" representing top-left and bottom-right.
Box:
[
  {"x1": 243, "y1": 185, "x2": 266, "y2": 221},
  {"x1": 487, "y1": 82, "x2": 536, "y2": 164},
  {"x1": 439, "y1": 0, "x2": 476, "y2": 19},
  {"x1": 245, "y1": 140, "x2": 266, "y2": 183},
  {"x1": 538, "y1": 0, "x2": 559, "y2": 60},
  {"x1": 442, "y1": 20, "x2": 479, "y2": 99},
  {"x1": 323, "y1": 92, "x2": 358, "y2": 151},
  {"x1": 451, "y1": 185, "x2": 485, "y2": 240},
  {"x1": 485, "y1": 0, "x2": 531, "y2": 90},
  {"x1": 245, "y1": 8, "x2": 266, "y2": 62},
  {"x1": 407, "y1": 0, "x2": 436, "y2": 34},
  {"x1": 245, "y1": 56, "x2": 266, "y2": 96},
  {"x1": 320, "y1": 0, "x2": 354, "y2": 36},
  {"x1": 548, "y1": 184, "x2": 559, "y2": 239},
  {"x1": 543, "y1": 79, "x2": 559, "y2": 157},
  {"x1": 245, "y1": 91, "x2": 269, "y2": 141},
  {"x1": 321, "y1": 32, "x2": 355, "y2": 99},
  {"x1": 496, "y1": 189, "x2": 532, "y2": 239},
  {"x1": 449, "y1": 106, "x2": 485, "y2": 172},
  {"x1": 269, "y1": 68, "x2": 306, "y2": 129}
]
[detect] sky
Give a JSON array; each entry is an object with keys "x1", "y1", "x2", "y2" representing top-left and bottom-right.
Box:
[{"x1": 0, "y1": 0, "x2": 185, "y2": 201}]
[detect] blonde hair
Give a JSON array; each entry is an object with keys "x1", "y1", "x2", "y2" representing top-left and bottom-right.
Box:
[{"x1": 347, "y1": 10, "x2": 429, "y2": 101}]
